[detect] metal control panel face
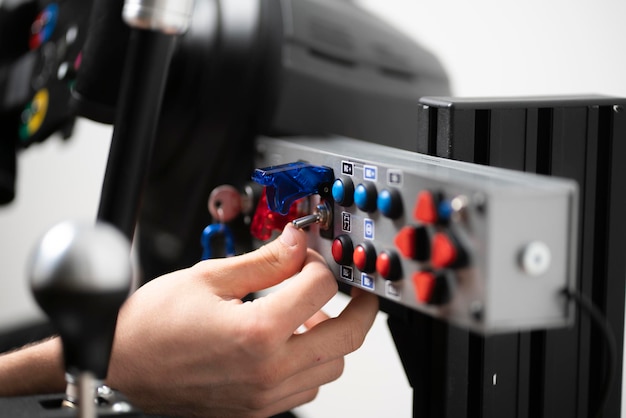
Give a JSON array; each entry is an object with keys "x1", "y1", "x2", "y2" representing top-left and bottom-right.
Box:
[{"x1": 254, "y1": 136, "x2": 578, "y2": 334}]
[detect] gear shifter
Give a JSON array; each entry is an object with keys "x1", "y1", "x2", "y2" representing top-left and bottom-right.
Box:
[{"x1": 29, "y1": 221, "x2": 133, "y2": 418}]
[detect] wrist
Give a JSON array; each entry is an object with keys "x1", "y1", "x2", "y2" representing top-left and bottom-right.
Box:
[{"x1": 0, "y1": 337, "x2": 66, "y2": 396}]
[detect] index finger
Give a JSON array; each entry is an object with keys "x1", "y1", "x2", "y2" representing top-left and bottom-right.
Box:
[{"x1": 246, "y1": 249, "x2": 339, "y2": 338}]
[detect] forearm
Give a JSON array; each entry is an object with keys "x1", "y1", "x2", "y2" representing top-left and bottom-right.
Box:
[{"x1": 0, "y1": 337, "x2": 66, "y2": 396}]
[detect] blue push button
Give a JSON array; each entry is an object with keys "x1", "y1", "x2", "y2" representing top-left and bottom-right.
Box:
[
  {"x1": 332, "y1": 176, "x2": 355, "y2": 207},
  {"x1": 354, "y1": 182, "x2": 378, "y2": 212},
  {"x1": 377, "y1": 188, "x2": 403, "y2": 219}
]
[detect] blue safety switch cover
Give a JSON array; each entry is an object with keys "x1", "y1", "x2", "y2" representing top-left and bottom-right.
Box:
[{"x1": 252, "y1": 162, "x2": 334, "y2": 215}]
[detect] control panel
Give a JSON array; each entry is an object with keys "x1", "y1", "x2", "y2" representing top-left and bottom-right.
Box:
[{"x1": 253, "y1": 136, "x2": 578, "y2": 334}]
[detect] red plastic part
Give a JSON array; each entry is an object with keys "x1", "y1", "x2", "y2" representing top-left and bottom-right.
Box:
[
  {"x1": 353, "y1": 245, "x2": 368, "y2": 271},
  {"x1": 431, "y1": 232, "x2": 457, "y2": 268},
  {"x1": 413, "y1": 271, "x2": 436, "y2": 303},
  {"x1": 250, "y1": 189, "x2": 303, "y2": 240},
  {"x1": 414, "y1": 190, "x2": 437, "y2": 224},
  {"x1": 394, "y1": 226, "x2": 416, "y2": 259},
  {"x1": 376, "y1": 251, "x2": 391, "y2": 278},
  {"x1": 331, "y1": 239, "x2": 344, "y2": 264}
]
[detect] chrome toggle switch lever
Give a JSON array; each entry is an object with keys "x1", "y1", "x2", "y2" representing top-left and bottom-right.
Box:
[{"x1": 292, "y1": 201, "x2": 333, "y2": 230}]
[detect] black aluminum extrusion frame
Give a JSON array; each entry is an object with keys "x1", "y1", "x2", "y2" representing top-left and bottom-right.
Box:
[{"x1": 386, "y1": 95, "x2": 626, "y2": 418}]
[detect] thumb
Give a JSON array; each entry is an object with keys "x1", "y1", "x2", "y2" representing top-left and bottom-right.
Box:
[{"x1": 192, "y1": 223, "x2": 309, "y2": 298}]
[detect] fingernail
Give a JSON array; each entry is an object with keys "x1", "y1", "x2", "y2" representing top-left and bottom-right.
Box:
[{"x1": 279, "y1": 224, "x2": 299, "y2": 247}]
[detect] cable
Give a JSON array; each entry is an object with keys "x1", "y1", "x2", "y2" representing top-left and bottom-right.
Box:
[{"x1": 562, "y1": 288, "x2": 618, "y2": 418}]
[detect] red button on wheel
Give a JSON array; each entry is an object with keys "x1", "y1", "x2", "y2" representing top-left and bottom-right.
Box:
[
  {"x1": 332, "y1": 234, "x2": 354, "y2": 265},
  {"x1": 353, "y1": 242, "x2": 376, "y2": 273}
]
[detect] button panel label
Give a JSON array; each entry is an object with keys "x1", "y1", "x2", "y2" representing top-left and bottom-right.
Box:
[
  {"x1": 342, "y1": 212, "x2": 352, "y2": 232},
  {"x1": 341, "y1": 161, "x2": 354, "y2": 176},
  {"x1": 340, "y1": 265, "x2": 354, "y2": 282},
  {"x1": 364, "y1": 165, "x2": 377, "y2": 181},
  {"x1": 364, "y1": 218, "x2": 374, "y2": 240},
  {"x1": 361, "y1": 273, "x2": 375, "y2": 290}
]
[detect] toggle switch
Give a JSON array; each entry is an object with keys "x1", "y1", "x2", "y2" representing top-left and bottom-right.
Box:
[{"x1": 292, "y1": 200, "x2": 333, "y2": 230}]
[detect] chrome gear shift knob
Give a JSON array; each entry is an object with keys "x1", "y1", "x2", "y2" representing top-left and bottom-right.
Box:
[{"x1": 29, "y1": 221, "x2": 133, "y2": 416}]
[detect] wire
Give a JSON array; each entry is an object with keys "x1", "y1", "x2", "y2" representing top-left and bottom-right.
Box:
[{"x1": 562, "y1": 288, "x2": 618, "y2": 418}]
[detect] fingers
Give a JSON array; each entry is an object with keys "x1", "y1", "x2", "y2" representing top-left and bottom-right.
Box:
[
  {"x1": 249, "y1": 358, "x2": 342, "y2": 417},
  {"x1": 242, "y1": 249, "x2": 338, "y2": 338},
  {"x1": 301, "y1": 310, "x2": 330, "y2": 331},
  {"x1": 284, "y1": 288, "x2": 379, "y2": 371},
  {"x1": 244, "y1": 290, "x2": 378, "y2": 416},
  {"x1": 191, "y1": 224, "x2": 309, "y2": 298}
]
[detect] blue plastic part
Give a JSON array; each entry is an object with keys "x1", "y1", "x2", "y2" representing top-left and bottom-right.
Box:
[
  {"x1": 438, "y1": 200, "x2": 453, "y2": 222},
  {"x1": 377, "y1": 188, "x2": 403, "y2": 218},
  {"x1": 331, "y1": 178, "x2": 345, "y2": 203},
  {"x1": 331, "y1": 176, "x2": 354, "y2": 207},
  {"x1": 201, "y1": 223, "x2": 236, "y2": 260},
  {"x1": 354, "y1": 184, "x2": 368, "y2": 211},
  {"x1": 252, "y1": 162, "x2": 334, "y2": 215},
  {"x1": 377, "y1": 189, "x2": 393, "y2": 216},
  {"x1": 354, "y1": 182, "x2": 377, "y2": 212}
]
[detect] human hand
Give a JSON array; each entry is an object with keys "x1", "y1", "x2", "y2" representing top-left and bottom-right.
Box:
[{"x1": 107, "y1": 224, "x2": 379, "y2": 417}]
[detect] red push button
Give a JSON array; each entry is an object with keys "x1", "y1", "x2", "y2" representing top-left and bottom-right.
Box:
[
  {"x1": 394, "y1": 225, "x2": 430, "y2": 261},
  {"x1": 431, "y1": 232, "x2": 457, "y2": 268},
  {"x1": 332, "y1": 234, "x2": 354, "y2": 265},
  {"x1": 376, "y1": 250, "x2": 402, "y2": 281},
  {"x1": 412, "y1": 271, "x2": 436, "y2": 303},
  {"x1": 353, "y1": 242, "x2": 377, "y2": 273},
  {"x1": 414, "y1": 190, "x2": 438, "y2": 224}
]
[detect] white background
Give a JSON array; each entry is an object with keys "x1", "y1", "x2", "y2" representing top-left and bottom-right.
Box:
[{"x1": 1, "y1": 1, "x2": 625, "y2": 417}]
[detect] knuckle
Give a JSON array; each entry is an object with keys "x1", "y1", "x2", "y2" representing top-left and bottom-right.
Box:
[
  {"x1": 342, "y1": 322, "x2": 367, "y2": 353},
  {"x1": 241, "y1": 319, "x2": 278, "y2": 356},
  {"x1": 331, "y1": 357, "x2": 345, "y2": 381},
  {"x1": 304, "y1": 387, "x2": 320, "y2": 404},
  {"x1": 245, "y1": 390, "x2": 273, "y2": 412}
]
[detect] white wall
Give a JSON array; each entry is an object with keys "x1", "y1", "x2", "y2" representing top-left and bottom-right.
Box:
[{"x1": 1, "y1": 1, "x2": 625, "y2": 417}]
